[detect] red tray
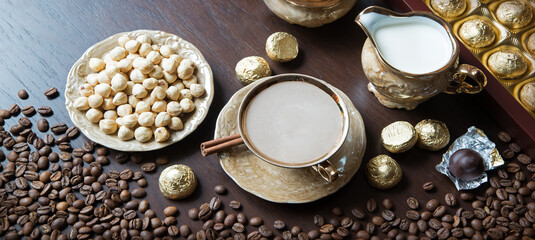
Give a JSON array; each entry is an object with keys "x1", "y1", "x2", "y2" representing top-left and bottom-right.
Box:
[{"x1": 390, "y1": 0, "x2": 535, "y2": 157}]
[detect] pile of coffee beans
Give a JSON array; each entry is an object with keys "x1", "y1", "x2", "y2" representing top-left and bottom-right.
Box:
[{"x1": 0, "y1": 91, "x2": 180, "y2": 240}]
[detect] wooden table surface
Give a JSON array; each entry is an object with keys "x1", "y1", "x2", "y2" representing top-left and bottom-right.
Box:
[{"x1": 0, "y1": 0, "x2": 526, "y2": 238}]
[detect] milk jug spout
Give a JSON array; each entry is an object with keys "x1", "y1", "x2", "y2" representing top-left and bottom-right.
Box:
[{"x1": 354, "y1": 6, "x2": 390, "y2": 40}]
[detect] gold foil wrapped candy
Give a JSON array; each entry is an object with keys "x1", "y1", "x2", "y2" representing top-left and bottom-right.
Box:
[
  {"x1": 266, "y1": 32, "x2": 299, "y2": 63},
  {"x1": 415, "y1": 119, "x2": 450, "y2": 151},
  {"x1": 430, "y1": 0, "x2": 467, "y2": 18},
  {"x1": 459, "y1": 18, "x2": 496, "y2": 48},
  {"x1": 496, "y1": 1, "x2": 533, "y2": 29},
  {"x1": 528, "y1": 32, "x2": 535, "y2": 54},
  {"x1": 159, "y1": 164, "x2": 197, "y2": 200},
  {"x1": 366, "y1": 155, "x2": 403, "y2": 190},
  {"x1": 235, "y1": 56, "x2": 272, "y2": 85},
  {"x1": 520, "y1": 82, "x2": 535, "y2": 111},
  {"x1": 488, "y1": 50, "x2": 528, "y2": 79},
  {"x1": 381, "y1": 121, "x2": 417, "y2": 153}
]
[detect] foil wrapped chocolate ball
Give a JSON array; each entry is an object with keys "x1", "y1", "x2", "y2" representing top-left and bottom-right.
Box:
[
  {"x1": 488, "y1": 50, "x2": 528, "y2": 79},
  {"x1": 520, "y1": 82, "x2": 535, "y2": 111},
  {"x1": 528, "y1": 32, "x2": 535, "y2": 54},
  {"x1": 159, "y1": 164, "x2": 197, "y2": 200},
  {"x1": 459, "y1": 18, "x2": 496, "y2": 48},
  {"x1": 366, "y1": 155, "x2": 403, "y2": 190},
  {"x1": 430, "y1": 0, "x2": 467, "y2": 18},
  {"x1": 235, "y1": 56, "x2": 272, "y2": 85},
  {"x1": 449, "y1": 149, "x2": 484, "y2": 181},
  {"x1": 415, "y1": 119, "x2": 450, "y2": 151},
  {"x1": 266, "y1": 32, "x2": 299, "y2": 63},
  {"x1": 381, "y1": 121, "x2": 417, "y2": 153},
  {"x1": 496, "y1": 0, "x2": 533, "y2": 29}
]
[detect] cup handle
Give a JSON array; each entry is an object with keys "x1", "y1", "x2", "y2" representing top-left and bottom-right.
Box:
[
  {"x1": 444, "y1": 64, "x2": 487, "y2": 94},
  {"x1": 312, "y1": 161, "x2": 339, "y2": 182}
]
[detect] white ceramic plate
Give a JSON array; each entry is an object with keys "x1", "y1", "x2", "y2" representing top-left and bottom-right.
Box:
[{"x1": 65, "y1": 30, "x2": 214, "y2": 151}]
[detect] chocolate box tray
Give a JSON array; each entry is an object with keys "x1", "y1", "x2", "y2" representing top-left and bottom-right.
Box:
[{"x1": 390, "y1": 0, "x2": 535, "y2": 157}]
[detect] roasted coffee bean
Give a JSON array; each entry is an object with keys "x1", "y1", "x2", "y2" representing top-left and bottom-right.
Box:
[
  {"x1": 406, "y1": 210, "x2": 420, "y2": 220},
  {"x1": 44, "y1": 134, "x2": 54, "y2": 145},
  {"x1": 507, "y1": 163, "x2": 521, "y2": 173},
  {"x1": 371, "y1": 216, "x2": 384, "y2": 226},
  {"x1": 367, "y1": 198, "x2": 377, "y2": 212},
  {"x1": 0, "y1": 109, "x2": 11, "y2": 118},
  {"x1": 365, "y1": 223, "x2": 376, "y2": 234},
  {"x1": 18, "y1": 89, "x2": 29, "y2": 99},
  {"x1": 426, "y1": 199, "x2": 440, "y2": 211},
  {"x1": 527, "y1": 164, "x2": 535, "y2": 173},
  {"x1": 380, "y1": 222, "x2": 392, "y2": 233},
  {"x1": 18, "y1": 117, "x2": 31, "y2": 127},
  {"x1": 250, "y1": 216, "x2": 263, "y2": 226},
  {"x1": 351, "y1": 207, "x2": 365, "y2": 219},
  {"x1": 140, "y1": 162, "x2": 156, "y2": 172},
  {"x1": 272, "y1": 219, "x2": 285, "y2": 230},
  {"x1": 314, "y1": 215, "x2": 325, "y2": 227},
  {"x1": 406, "y1": 197, "x2": 419, "y2": 209},
  {"x1": 209, "y1": 197, "x2": 221, "y2": 211},
  {"x1": 188, "y1": 208, "x2": 199, "y2": 220},
  {"x1": 9, "y1": 104, "x2": 20, "y2": 116},
  {"x1": 50, "y1": 123, "x2": 68, "y2": 135},
  {"x1": 212, "y1": 184, "x2": 227, "y2": 195},
  {"x1": 66, "y1": 126, "x2": 79, "y2": 139},
  {"x1": 445, "y1": 193, "x2": 457, "y2": 206},
  {"x1": 36, "y1": 106, "x2": 53, "y2": 116},
  {"x1": 44, "y1": 87, "x2": 58, "y2": 98},
  {"x1": 340, "y1": 217, "x2": 353, "y2": 228},
  {"x1": 434, "y1": 206, "x2": 447, "y2": 218},
  {"x1": 498, "y1": 131, "x2": 511, "y2": 142},
  {"x1": 382, "y1": 210, "x2": 395, "y2": 221},
  {"x1": 508, "y1": 142, "x2": 521, "y2": 153},
  {"x1": 131, "y1": 188, "x2": 146, "y2": 198},
  {"x1": 21, "y1": 106, "x2": 35, "y2": 116},
  {"x1": 330, "y1": 206, "x2": 343, "y2": 217},
  {"x1": 232, "y1": 222, "x2": 245, "y2": 233},
  {"x1": 229, "y1": 200, "x2": 241, "y2": 209},
  {"x1": 517, "y1": 154, "x2": 532, "y2": 165},
  {"x1": 258, "y1": 225, "x2": 273, "y2": 237}
]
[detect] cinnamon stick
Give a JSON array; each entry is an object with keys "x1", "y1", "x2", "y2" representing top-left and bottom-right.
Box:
[
  {"x1": 200, "y1": 133, "x2": 241, "y2": 150},
  {"x1": 201, "y1": 137, "x2": 244, "y2": 156}
]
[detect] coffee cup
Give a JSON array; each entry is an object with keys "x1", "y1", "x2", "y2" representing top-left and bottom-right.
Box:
[{"x1": 237, "y1": 74, "x2": 350, "y2": 182}]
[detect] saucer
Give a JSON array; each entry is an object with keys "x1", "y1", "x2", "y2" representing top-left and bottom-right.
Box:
[{"x1": 214, "y1": 77, "x2": 366, "y2": 203}]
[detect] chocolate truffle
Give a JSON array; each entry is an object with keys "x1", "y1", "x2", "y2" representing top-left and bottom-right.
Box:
[
  {"x1": 235, "y1": 56, "x2": 272, "y2": 85},
  {"x1": 430, "y1": 0, "x2": 467, "y2": 18},
  {"x1": 449, "y1": 149, "x2": 484, "y2": 181},
  {"x1": 415, "y1": 119, "x2": 450, "y2": 151},
  {"x1": 520, "y1": 82, "x2": 535, "y2": 111},
  {"x1": 459, "y1": 18, "x2": 496, "y2": 48},
  {"x1": 266, "y1": 32, "x2": 299, "y2": 63},
  {"x1": 496, "y1": 0, "x2": 533, "y2": 29},
  {"x1": 487, "y1": 49, "x2": 528, "y2": 79}
]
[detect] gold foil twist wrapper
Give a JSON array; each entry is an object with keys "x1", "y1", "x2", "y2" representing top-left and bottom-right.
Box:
[
  {"x1": 159, "y1": 164, "x2": 197, "y2": 200},
  {"x1": 437, "y1": 126, "x2": 504, "y2": 190},
  {"x1": 381, "y1": 121, "x2": 417, "y2": 153},
  {"x1": 520, "y1": 82, "x2": 535, "y2": 111},
  {"x1": 415, "y1": 119, "x2": 450, "y2": 151},
  {"x1": 496, "y1": 0, "x2": 533, "y2": 29},
  {"x1": 459, "y1": 18, "x2": 496, "y2": 48},
  {"x1": 366, "y1": 155, "x2": 403, "y2": 190},
  {"x1": 266, "y1": 32, "x2": 299, "y2": 63},
  {"x1": 430, "y1": 0, "x2": 467, "y2": 18},
  {"x1": 235, "y1": 56, "x2": 272, "y2": 85},
  {"x1": 488, "y1": 50, "x2": 528, "y2": 79}
]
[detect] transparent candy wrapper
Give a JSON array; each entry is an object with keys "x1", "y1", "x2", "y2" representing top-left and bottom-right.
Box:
[{"x1": 436, "y1": 126, "x2": 504, "y2": 190}]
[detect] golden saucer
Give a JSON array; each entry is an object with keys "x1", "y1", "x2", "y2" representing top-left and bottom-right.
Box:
[
  {"x1": 65, "y1": 30, "x2": 214, "y2": 152},
  {"x1": 214, "y1": 76, "x2": 366, "y2": 203}
]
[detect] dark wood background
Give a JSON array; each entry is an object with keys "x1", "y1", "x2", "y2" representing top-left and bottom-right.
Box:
[{"x1": 0, "y1": 0, "x2": 526, "y2": 238}]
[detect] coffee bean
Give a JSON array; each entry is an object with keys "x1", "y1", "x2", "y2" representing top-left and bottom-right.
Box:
[
  {"x1": 382, "y1": 210, "x2": 395, "y2": 221},
  {"x1": 21, "y1": 106, "x2": 35, "y2": 116},
  {"x1": 164, "y1": 206, "x2": 178, "y2": 216},
  {"x1": 382, "y1": 198, "x2": 393, "y2": 209},
  {"x1": 313, "y1": 215, "x2": 325, "y2": 227},
  {"x1": 188, "y1": 208, "x2": 199, "y2": 220},
  {"x1": 527, "y1": 164, "x2": 535, "y2": 173},
  {"x1": 509, "y1": 142, "x2": 521, "y2": 153},
  {"x1": 250, "y1": 216, "x2": 263, "y2": 226},
  {"x1": 44, "y1": 87, "x2": 58, "y2": 98},
  {"x1": 426, "y1": 199, "x2": 440, "y2": 211},
  {"x1": 366, "y1": 198, "x2": 377, "y2": 212},
  {"x1": 406, "y1": 210, "x2": 420, "y2": 220},
  {"x1": 371, "y1": 216, "x2": 384, "y2": 226},
  {"x1": 320, "y1": 224, "x2": 335, "y2": 234},
  {"x1": 407, "y1": 197, "x2": 419, "y2": 209},
  {"x1": 445, "y1": 193, "x2": 457, "y2": 206},
  {"x1": 232, "y1": 222, "x2": 245, "y2": 233},
  {"x1": 9, "y1": 104, "x2": 20, "y2": 116},
  {"x1": 229, "y1": 200, "x2": 241, "y2": 209},
  {"x1": 498, "y1": 131, "x2": 511, "y2": 142},
  {"x1": 213, "y1": 184, "x2": 227, "y2": 195},
  {"x1": 17, "y1": 89, "x2": 29, "y2": 99},
  {"x1": 502, "y1": 149, "x2": 515, "y2": 159},
  {"x1": 517, "y1": 154, "x2": 532, "y2": 165},
  {"x1": 0, "y1": 109, "x2": 11, "y2": 118},
  {"x1": 331, "y1": 206, "x2": 343, "y2": 216},
  {"x1": 433, "y1": 206, "x2": 446, "y2": 218},
  {"x1": 50, "y1": 123, "x2": 68, "y2": 135},
  {"x1": 66, "y1": 126, "x2": 79, "y2": 139},
  {"x1": 259, "y1": 225, "x2": 273, "y2": 237},
  {"x1": 131, "y1": 188, "x2": 146, "y2": 198},
  {"x1": 140, "y1": 162, "x2": 156, "y2": 172},
  {"x1": 351, "y1": 207, "x2": 365, "y2": 219},
  {"x1": 209, "y1": 197, "x2": 221, "y2": 211}
]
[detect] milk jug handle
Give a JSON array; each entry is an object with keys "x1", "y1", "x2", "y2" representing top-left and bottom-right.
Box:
[{"x1": 444, "y1": 64, "x2": 487, "y2": 94}]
